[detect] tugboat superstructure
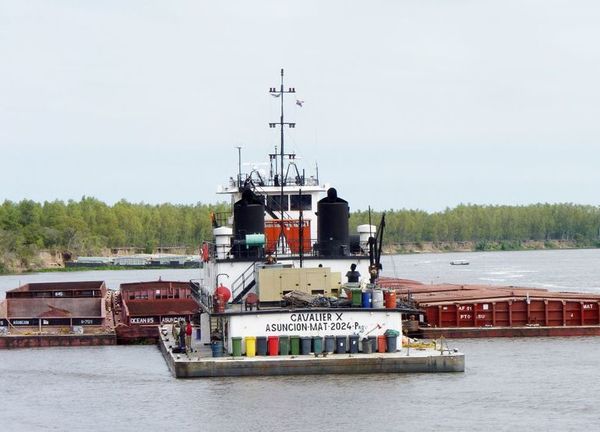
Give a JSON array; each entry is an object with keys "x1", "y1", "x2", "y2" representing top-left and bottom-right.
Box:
[{"x1": 198, "y1": 69, "x2": 380, "y2": 304}]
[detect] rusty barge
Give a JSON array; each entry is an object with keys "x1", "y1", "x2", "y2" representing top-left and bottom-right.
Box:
[
  {"x1": 0, "y1": 279, "x2": 199, "y2": 348},
  {"x1": 379, "y1": 277, "x2": 600, "y2": 338},
  {"x1": 0, "y1": 281, "x2": 117, "y2": 349}
]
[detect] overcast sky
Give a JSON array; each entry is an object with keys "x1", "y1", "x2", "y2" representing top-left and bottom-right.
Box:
[{"x1": 1, "y1": 1, "x2": 599, "y2": 211}]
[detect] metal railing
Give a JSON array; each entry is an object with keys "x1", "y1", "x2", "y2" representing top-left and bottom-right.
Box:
[
  {"x1": 230, "y1": 261, "x2": 258, "y2": 301},
  {"x1": 189, "y1": 280, "x2": 212, "y2": 312}
]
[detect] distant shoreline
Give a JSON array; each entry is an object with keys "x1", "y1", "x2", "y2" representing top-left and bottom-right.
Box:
[
  {"x1": 386, "y1": 239, "x2": 598, "y2": 254},
  {"x1": 1, "y1": 240, "x2": 597, "y2": 276}
]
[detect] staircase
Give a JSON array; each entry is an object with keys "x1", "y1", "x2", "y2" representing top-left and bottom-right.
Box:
[{"x1": 231, "y1": 261, "x2": 258, "y2": 304}]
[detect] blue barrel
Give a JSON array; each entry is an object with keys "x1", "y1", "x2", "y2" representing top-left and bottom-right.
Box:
[
  {"x1": 300, "y1": 336, "x2": 312, "y2": 355},
  {"x1": 312, "y1": 336, "x2": 324, "y2": 354},
  {"x1": 256, "y1": 336, "x2": 268, "y2": 356},
  {"x1": 211, "y1": 341, "x2": 224, "y2": 357},
  {"x1": 324, "y1": 335, "x2": 335, "y2": 353},
  {"x1": 349, "y1": 335, "x2": 359, "y2": 353},
  {"x1": 361, "y1": 290, "x2": 373, "y2": 308},
  {"x1": 335, "y1": 335, "x2": 347, "y2": 354}
]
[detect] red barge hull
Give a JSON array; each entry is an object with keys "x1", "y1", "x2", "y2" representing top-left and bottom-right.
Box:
[
  {"x1": 420, "y1": 325, "x2": 600, "y2": 339},
  {"x1": 114, "y1": 280, "x2": 198, "y2": 344},
  {"x1": 379, "y1": 277, "x2": 600, "y2": 338}
]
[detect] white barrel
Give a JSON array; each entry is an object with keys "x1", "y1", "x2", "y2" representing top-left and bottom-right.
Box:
[
  {"x1": 357, "y1": 224, "x2": 377, "y2": 245},
  {"x1": 372, "y1": 289, "x2": 384, "y2": 309},
  {"x1": 214, "y1": 226, "x2": 233, "y2": 259}
]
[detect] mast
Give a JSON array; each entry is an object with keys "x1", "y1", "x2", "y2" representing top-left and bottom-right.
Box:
[
  {"x1": 269, "y1": 68, "x2": 296, "y2": 254},
  {"x1": 279, "y1": 69, "x2": 285, "y2": 223}
]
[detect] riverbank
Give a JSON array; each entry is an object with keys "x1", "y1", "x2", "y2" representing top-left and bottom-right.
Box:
[
  {"x1": 1, "y1": 240, "x2": 599, "y2": 275},
  {"x1": 387, "y1": 239, "x2": 599, "y2": 254}
]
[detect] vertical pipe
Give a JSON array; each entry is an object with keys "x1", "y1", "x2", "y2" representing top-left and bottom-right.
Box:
[
  {"x1": 562, "y1": 301, "x2": 567, "y2": 326},
  {"x1": 236, "y1": 146, "x2": 242, "y2": 188},
  {"x1": 299, "y1": 189, "x2": 303, "y2": 268},
  {"x1": 544, "y1": 300, "x2": 549, "y2": 326},
  {"x1": 455, "y1": 304, "x2": 459, "y2": 327},
  {"x1": 508, "y1": 301, "x2": 513, "y2": 327}
]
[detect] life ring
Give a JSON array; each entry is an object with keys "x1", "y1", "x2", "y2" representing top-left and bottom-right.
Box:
[{"x1": 202, "y1": 243, "x2": 210, "y2": 262}]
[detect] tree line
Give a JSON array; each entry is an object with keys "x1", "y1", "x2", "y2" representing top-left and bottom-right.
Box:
[
  {"x1": 350, "y1": 203, "x2": 600, "y2": 246},
  {"x1": 1, "y1": 198, "x2": 600, "y2": 272},
  {"x1": 0, "y1": 197, "x2": 227, "y2": 271}
]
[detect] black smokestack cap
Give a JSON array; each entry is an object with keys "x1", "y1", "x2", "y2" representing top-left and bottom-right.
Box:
[{"x1": 327, "y1": 188, "x2": 338, "y2": 201}]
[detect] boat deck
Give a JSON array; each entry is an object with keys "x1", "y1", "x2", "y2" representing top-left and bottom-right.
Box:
[{"x1": 158, "y1": 326, "x2": 465, "y2": 378}]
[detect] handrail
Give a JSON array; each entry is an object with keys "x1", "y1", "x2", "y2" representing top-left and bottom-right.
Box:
[
  {"x1": 189, "y1": 279, "x2": 212, "y2": 313},
  {"x1": 230, "y1": 261, "x2": 258, "y2": 299}
]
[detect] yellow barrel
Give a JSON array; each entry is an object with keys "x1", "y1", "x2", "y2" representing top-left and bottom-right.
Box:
[{"x1": 245, "y1": 336, "x2": 257, "y2": 357}]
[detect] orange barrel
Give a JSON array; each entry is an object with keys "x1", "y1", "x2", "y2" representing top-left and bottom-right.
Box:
[
  {"x1": 385, "y1": 290, "x2": 397, "y2": 309},
  {"x1": 268, "y1": 336, "x2": 279, "y2": 356},
  {"x1": 377, "y1": 335, "x2": 387, "y2": 353}
]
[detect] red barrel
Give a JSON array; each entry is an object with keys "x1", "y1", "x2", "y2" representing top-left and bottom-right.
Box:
[
  {"x1": 268, "y1": 336, "x2": 279, "y2": 356},
  {"x1": 385, "y1": 290, "x2": 397, "y2": 309},
  {"x1": 377, "y1": 335, "x2": 387, "y2": 353}
]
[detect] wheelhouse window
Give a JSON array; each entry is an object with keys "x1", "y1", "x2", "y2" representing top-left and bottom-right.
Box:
[
  {"x1": 270, "y1": 195, "x2": 289, "y2": 211},
  {"x1": 290, "y1": 194, "x2": 312, "y2": 211}
]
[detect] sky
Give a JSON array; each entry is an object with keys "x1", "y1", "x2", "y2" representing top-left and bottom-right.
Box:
[{"x1": 1, "y1": 0, "x2": 600, "y2": 212}]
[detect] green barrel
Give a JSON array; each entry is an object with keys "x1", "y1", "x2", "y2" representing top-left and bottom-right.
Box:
[
  {"x1": 352, "y1": 289, "x2": 362, "y2": 307},
  {"x1": 312, "y1": 336, "x2": 323, "y2": 354},
  {"x1": 279, "y1": 335, "x2": 290, "y2": 355},
  {"x1": 290, "y1": 335, "x2": 300, "y2": 355},
  {"x1": 232, "y1": 337, "x2": 242, "y2": 357}
]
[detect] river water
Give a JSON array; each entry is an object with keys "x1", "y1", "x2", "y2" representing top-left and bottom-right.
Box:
[{"x1": 1, "y1": 249, "x2": 600, "y2": 431}]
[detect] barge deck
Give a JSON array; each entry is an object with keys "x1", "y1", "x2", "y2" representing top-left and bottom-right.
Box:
[
  {"x1": 379, "y1": 277, "x2": 600, "y2": 338},
  {"x1": 158, "y1": 326, "x2": 465, "y2": 378}
]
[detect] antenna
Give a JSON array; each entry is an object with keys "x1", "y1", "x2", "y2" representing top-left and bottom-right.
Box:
[
  {"x1": 235, "y1": 146, "x2": 242, "y2": 189},
  {"x1": 269, "y1": 68, "x2": 297, "y2": 254}
]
